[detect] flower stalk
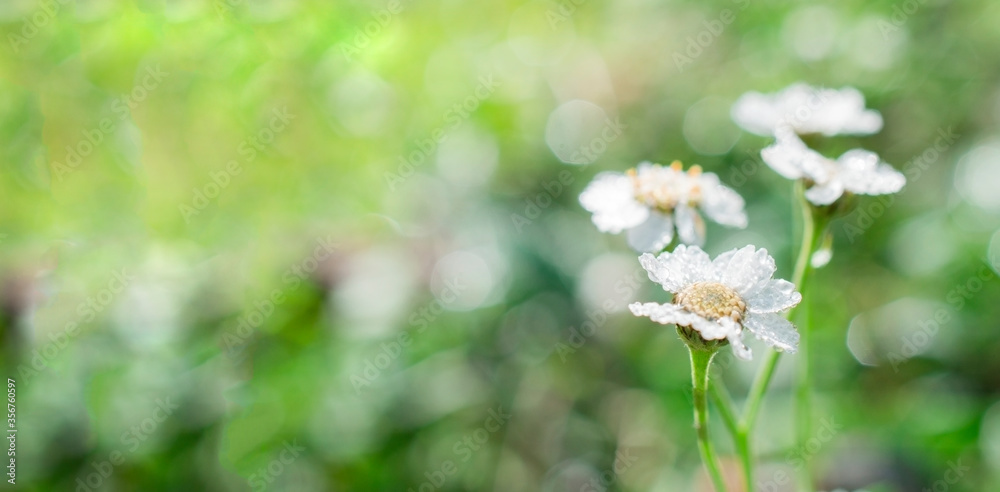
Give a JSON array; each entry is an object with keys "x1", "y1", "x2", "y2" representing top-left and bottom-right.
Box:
[
  {"x1": 725, "y1": 181, "x2": 830, "y2": 492},
  {"x1": 583, "y1": 83, "x2": 905, "y2": 492},
  {"x1": 792, "y1": 182, "x2": 832, "y2": 492},
  {"x1": 690, "y1": 347, "x2": 728, "y2": 492}
]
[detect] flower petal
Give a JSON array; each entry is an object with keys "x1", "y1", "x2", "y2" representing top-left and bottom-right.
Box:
[
  {"x1": 579, "y1": 172, "x2": 649, "y2": 233},
  {"x1": 697, "y1": 173, "x2": 749, "y2": 228},
  {"x1": 730, "y1": 90, "x2": 785, "y2": 137},
  {"x1": 717, "y1": 246, "x2": 777, "y2": 295},
  {"x1": 797, "y1": 85, "x2": 883, "y2": 136},
  {"x1": 745, "y1": 279, "x2": 802, "y2": 314},
  {"x1": 637, "y1": 245, "x2": 714, "y2": 293},
  {"x1": 761, "y1": 129, "x2": 832, "y2": 182},
  {"x1": 743, "y1": 312, "x2": 799, "y2": 352},
  {"x1": 710, "y1": 249, "x2": 736, "y2": 275},
  {"x1": 626, "y1": 211, "x2": 674, "y2": 253},
  {"x1": 722, "y1": 318, "x2": 752, "y2": 360},
  {"x1": 810, "y1": 248, "x2": 832, "y2": 268},
  {"x1": 674, "y1": 204, "x2": 706, "y2": 246},
  {"x1": 731, "y1": 83, "x2": 883, "y2": 137},
  {"x1": 804, "y1": 180, "x2": 845, "y2": 205},
  {"x1": 628, "y1": 302, "x2": 734, "y2": 340},
  {"x1": 836, "y1": 149, "x2": 906, "y2": 196}
]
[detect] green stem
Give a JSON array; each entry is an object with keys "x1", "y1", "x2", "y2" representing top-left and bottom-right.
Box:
[
  {"x1": 710, "y1": 370, "x2": 748, "y2": 489},
  {"x1": 739, "y1": 350, "x2": 781, "y2": 435},
  {"x1": 691, "y1": 348, "x2": 728, "y2": 492},
  {"x1": 791, "y1": 183, "x2": 818, "y2": 297},
  {"x1": 735, "y1": 181, "x2": 827, "y2": 492},
  {"x1": 793, "y1": 186, "x2": 829, "y2": 492},
  {"x1": 795, "y1": 296, "x2": 813, "y2": 492},
  {"x1": 738, "y1": 185, "x2": 816, "y2": 425},
  {"x1": 709, "y1": 381, "x2": 739, "y2": 438},
  {"x1": 734, "y1": 428, "x2": 752, "y2": 492}
]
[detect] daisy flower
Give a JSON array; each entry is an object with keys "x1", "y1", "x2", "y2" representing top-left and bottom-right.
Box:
[
  {"x1": 761, "y1": 128, "x2": 906, "y2": 206},
  {"x1": 629, "y1": 245, "x2": 801, "y2": 360},
  {"x1": 578, "y1": 162, "x2": 747, "y2": 252},
  {"x1": 731, "y1": 83, "x2": 883, "y2": 137}
]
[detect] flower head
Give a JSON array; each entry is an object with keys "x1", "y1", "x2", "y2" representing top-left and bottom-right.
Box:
[
  {"x1": 579, "y1": 162, "x2": 747, "y2": 252},
  {"x1": 628, "y1": 245, "x2": 801, "y2": 360},
  {"x1": 761, "y1": 129, "x2": 906, "y2": 205},
  {"x1": 731, "y1": 83, "x2": 883, "y2": 137}
]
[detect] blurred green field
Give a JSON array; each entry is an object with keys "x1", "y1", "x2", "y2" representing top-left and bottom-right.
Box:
[{"x1": 2, "y1": 0, "x2": 1000, "y2": 491}]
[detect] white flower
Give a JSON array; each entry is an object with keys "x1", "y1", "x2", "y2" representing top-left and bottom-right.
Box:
[
  {"x1": 731, "y1": 83, "x2": 883, "y2": 137},
  {"x1": 628, "y1": 245, "x2": 801, "y2": 360},
  {"x1": 761, "y1": 129, "x2": 906, "y2": 205},
  {"x1": 579, "y1": 162, "x2": 747, "y2": 252}
]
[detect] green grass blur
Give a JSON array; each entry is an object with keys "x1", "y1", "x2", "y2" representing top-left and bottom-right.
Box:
[{"x1": 2, "y1": 0, "x2": 1000, "y2": 491}]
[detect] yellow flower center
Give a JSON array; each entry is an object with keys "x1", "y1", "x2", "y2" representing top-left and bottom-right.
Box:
[
  {"x1": 674, "y1": 281, "x2": 746, "y2": 323},
  {"x1": 626, "y1": 161, "x2": 703, "y2": 211}
]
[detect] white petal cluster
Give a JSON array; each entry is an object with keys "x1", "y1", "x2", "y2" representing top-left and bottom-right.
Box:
[
  {"x1": 731, "y1": 83, "x2": 883, "y2": 137},
  {"x1": 579, "y1": 162, "x2": 747, "y2": 252},
  {"x1": 761, "y1": 129, "x2": 906, "y2": 205},
  {"x1": 628, "y1": 245, "x2": 801, "y2": 360}
]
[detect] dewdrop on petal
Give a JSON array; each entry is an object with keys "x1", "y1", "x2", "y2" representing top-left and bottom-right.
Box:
[
  {"x1": 628, "y1": 245, "x2": 802, "y2": 360},
  {"x1": 760, "y1": 129, "x2": 905, "y2": 206}
]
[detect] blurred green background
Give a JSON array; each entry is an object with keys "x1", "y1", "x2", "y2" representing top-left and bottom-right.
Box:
[{"x1": 1, "y1": 0, "x2": 999, "y2": 491}]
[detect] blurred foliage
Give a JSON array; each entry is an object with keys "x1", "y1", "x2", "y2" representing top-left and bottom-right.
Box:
[{"x1": 1, "y1": 0, "x2": 1000, "y2": 491}]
